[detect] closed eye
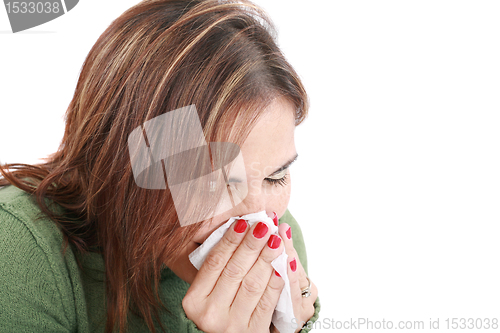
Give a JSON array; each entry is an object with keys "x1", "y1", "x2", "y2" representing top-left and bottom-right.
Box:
[{"x1": 264, "y1": 169, "x2": 289, "y2": 187}]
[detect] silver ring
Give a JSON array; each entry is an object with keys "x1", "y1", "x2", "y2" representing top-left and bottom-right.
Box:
[{"x1": 301, "y1": 276, "x2": 312, "y2": 298}]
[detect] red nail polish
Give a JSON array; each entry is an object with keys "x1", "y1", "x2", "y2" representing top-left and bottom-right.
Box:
[
  {"x1": 253, "y1": 222, "x2": 268, "y2": 239},
  {"x1": 272, "y1": 211, "x2": 279, "y2": 226},
  {"x1": 267, "y1": 235, "x2": 281, "y2": 249},
  {"x1": 275, "y1": 270, "x2": 281, "y2": 277},
  {"x1": 234, "y1": 219, "x2": 247, "y2": 233},
  {"x1": 290, "y1": 258, "x2": 297, "y2": 272},
  {"x1": 286, "y1": 227, "x2": 292, "y2": 240}
]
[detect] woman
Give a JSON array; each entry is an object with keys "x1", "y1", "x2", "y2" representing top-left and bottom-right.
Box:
[{"x1": 0, "y1": 0, "x2": 319, "y2": 332}]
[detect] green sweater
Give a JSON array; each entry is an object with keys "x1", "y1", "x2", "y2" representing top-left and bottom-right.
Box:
[{"x1": 0, "y1": 184, "x2": 320, "y2": 332}]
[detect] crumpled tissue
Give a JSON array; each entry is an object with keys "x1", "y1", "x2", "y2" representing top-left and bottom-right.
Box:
[{"x1": 189, "y1": 210, "x2": 295, "y2": 333}]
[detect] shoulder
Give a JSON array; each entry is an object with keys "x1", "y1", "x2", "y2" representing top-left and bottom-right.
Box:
[
  {"x1": 0, "y1": 185, "x2": 80, "y2": 331},
  {"x1": 0, "y1": 185, "x2": 65, "y2": 247},
  {"x1": 0, "y1": 185, "x2": 68, "y2": 271}
]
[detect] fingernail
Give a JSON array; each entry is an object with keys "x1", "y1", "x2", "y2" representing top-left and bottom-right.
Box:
[
  {"x1": 272, "y1": 211, "x2": 279, "y2": 226},
  {"x1": 290, "y1": 258, "x2": 297, "y2": 272},
  {"x1": 234, "y1": 219, "x2": 247, "y2": 233},
  {"x1": 253, "y1": 222, "x2": 268, "y2": 239},
  {"x1": 267, "y1": 235, "x2": 281, "y2": 249},
  {"x1": 275, "y1": 270, "x2": 281, "y2": 277},
  {"x1": 286, "y1": 227, "x2": 292, "y2": 240}
]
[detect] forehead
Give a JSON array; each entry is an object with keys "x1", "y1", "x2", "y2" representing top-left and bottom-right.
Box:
[{"x1": 240, "y1": 99, "x2": 296, "y2": 176}]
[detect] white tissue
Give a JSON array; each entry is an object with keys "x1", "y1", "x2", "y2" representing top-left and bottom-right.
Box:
[{"x1": 189, "y1": 210, "x2": 295, "y2": 333}]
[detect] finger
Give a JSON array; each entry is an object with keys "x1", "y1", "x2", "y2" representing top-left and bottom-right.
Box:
[
  {"x1": 230, "y1": 234, "x2": 284, "y2": 320},
  {"x1": 279, "y1": 223, "x2": 308, "y2": 283},
  {"x1": 286, "y1": 252, "x2": 316, "y2": 325},
  {"x1": 287, "y1": 255, "x2": 304, "y2": 316},
  {"x1": 310, "y1": 281, "x2": 319, "y2": 303},
  {"x1": 248, "y1": 267, "x2": 285, "y2": 332},
  {"x1": 279, "y1": 223, "x2": 318, "y2": 324},
  {"x1": 299, "y1": 280, "x2": 319, "y2": 326},
  {"x1": 209, "y1": 220, "x2": 273, "y2": 306},
  {"x1": 190, "y1": 218, "x2": 249, "y2": 297}
]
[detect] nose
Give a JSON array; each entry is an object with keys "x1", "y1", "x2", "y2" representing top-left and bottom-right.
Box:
[{"x1": 239, "y1": 190, "x2": 266, "y2": 215}]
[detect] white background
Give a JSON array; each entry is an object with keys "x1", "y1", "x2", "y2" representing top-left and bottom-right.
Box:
[{"x1": 1, "y1": 1, "x2": 499, "y2": 332}]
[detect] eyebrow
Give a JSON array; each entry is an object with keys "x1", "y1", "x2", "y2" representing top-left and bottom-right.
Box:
[{"x1": 267, "y1": 153, "x2": 299, "y2": 177}]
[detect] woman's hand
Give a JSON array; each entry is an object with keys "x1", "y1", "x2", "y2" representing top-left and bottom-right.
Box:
[
  {"x1": 182, "y1": 218, "x2": 319, "y2": 333},
  {"x1": 274, "y1": 223, "x2": 319, "y2": 333},
  {"x1": 182, "y1": 219, "x2": 286, "y2": 333}
]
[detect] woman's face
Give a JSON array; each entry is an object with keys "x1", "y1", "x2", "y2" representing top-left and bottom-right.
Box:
[{"x1": 167, "y1": 98, "x2": 297, "y2": 283}]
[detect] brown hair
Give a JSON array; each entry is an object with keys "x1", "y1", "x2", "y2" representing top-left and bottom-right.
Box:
[{"x1": 0, "y1": 0, "x2": 308, "y2": 332}]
